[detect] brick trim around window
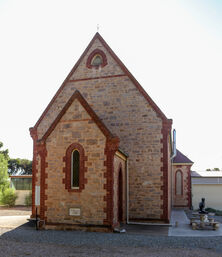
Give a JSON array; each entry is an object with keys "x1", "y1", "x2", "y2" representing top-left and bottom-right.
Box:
[
  {"x1": 63, "y1": 143, "x2": 88, "y2": 192},
  {"x1": 86, "y1": 49, "x2": 108, "y2": 69}
]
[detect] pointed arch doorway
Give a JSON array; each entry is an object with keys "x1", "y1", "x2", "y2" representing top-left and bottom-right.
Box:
[{"x1": 118, "y1": 167, "x2": 123, "y2": 222}]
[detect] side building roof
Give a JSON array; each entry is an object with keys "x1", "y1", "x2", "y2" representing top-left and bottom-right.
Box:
[
  {"x1": 191, "y1": 170, "x2": 222, "y2": 177},
  {"x1": 173, "y1": 149, "x2": 193, "y2": 165}
]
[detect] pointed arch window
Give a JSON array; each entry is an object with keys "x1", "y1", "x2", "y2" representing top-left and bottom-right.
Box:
[
  {"x1": 175, "y1": 170, "x2": 183, "y2": 195},
  {"x1": 86, "y1": 49, "x2": 107, "y2": 69},
  {"x1": 71, "y1": 150, "x2": 80, "y2": 188},
  {"x1": 91, "y1": 54, "x2": 103, "y2": 66},
  {"x1": 63, "y1": 143, "x2": 87, "y2": 192}
]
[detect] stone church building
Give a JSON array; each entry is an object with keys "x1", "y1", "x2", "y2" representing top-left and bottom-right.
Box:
[{"x1": 30, "y1": 33, "x2": 192, "y2": 230}]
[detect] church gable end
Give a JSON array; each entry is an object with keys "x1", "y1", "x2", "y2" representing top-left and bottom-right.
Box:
[
  {"x1": 31, "y1": 33, "x2": 173, "y2": 227},
  {"x1": 35, "y1": 33, "x2": 170, "y2": 139},
  {"x1": 41, "y1": 92, "x2": 117, "y2": 227},
  {"x1": 70, "y1": 39, "x2": 124, "y2": 81}
]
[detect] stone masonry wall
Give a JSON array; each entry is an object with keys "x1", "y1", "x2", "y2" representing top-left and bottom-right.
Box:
[
  {"x1": 36, "y1": 38, "x2": 165, "y2": 220},
  {"x1": 36, "y1": 38, "x2": 125, "y2": 138},
  {"x1": 44, "y1": 99, "x2": 107, "y2": 225}
]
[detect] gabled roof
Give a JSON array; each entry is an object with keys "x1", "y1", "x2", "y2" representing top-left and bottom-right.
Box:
[
  {"x1": 40, "y1": 90, "x2": 117, "y2": 142},
  {"x1": 173, "y1": 149, "x2": 193, "y2": 164},
  {"x1": 34, "y1": 32, "x2": 171, "y2": 130}
]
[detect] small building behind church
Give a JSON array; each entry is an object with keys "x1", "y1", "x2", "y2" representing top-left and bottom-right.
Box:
[
  {"x1": 172, "y1": 150, "x2": 193, "y2": 209},
  {"x1": 191, "y1": 171, "x2": 222, "y2": 211},
  {"x1": 30, "y1": 33, "x2": 192, "y2": 231},
  {"x1": 10, "y1": 175, "x2": 32, "y2": 206}
]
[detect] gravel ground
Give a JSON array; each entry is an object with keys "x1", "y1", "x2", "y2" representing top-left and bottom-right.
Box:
[
  {"x1": 0, "y1": 208, "x2": 222, "y2": 256},
  {"x1": 0, "y1": 238, "x2": 221, "y2": 257},
  {"x1": 0, "y1": 206, "x2": 31, "y2": 216},
  {"x1": 0, "y1": 224, "x2": 222, "y2": 257}
]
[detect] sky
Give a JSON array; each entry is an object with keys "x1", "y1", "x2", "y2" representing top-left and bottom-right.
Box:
[{"x1": 0, "y1": 0, "x2": 222, "y2": 171}]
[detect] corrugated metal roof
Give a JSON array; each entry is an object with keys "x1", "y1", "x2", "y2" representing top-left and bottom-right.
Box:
[
  {"x1": 192, "y1": 177, "x2": 222, "y2": 184},
  {"x1": 191, "y1": 170, "x2": 222, "y2": 177}
]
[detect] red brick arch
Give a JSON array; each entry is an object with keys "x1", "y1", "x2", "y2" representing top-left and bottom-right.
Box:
[
  {"x1": 86, "y1": 49, "x2": 107, "y2": 69},
  {"x1": 63, "y1": 142, "x2": 88, "y2": 192}
]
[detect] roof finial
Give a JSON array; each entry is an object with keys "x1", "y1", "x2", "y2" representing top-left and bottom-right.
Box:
[{"x1": 97, "y1": 24, "x2": 100, "y2": 32}]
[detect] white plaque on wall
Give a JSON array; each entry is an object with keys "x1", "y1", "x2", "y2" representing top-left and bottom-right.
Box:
[
  {"x1": 69, "y1": 208, "x2": 81, "y2": 216},
  {"x1": 35, "y1": 186, "x2": 40, "y2": 206}
]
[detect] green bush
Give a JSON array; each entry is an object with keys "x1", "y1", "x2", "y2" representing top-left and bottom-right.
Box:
[
  {"x1": 205, "y1": 207, "x2": 222, "y2": 216},
  {"x1": 0, "y1": 188, "x2": 17, "y2": 206},
  {"x1": 25, "y1": 191, "x2": 32, "y2": 206}
]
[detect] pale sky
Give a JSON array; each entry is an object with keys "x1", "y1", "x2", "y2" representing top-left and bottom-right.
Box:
[{"x1": 0, "y1": 0, "x2": 222, "y2": 171}]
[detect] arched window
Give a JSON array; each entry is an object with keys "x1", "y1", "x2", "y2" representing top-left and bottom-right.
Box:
[
  {"x1": 175, "y1": 170, "x2": 183, "y2": 195},
  {"x1": 91, "y1": 54, "x2": 103, "y2": 66},
  {"x1": 71, "y1": 150, "x2": 80, "y2": 188},
  {"x1": 63, "y1": 143, "x2": 87, "y2": 192},
  {"x1": 86, "y1": 49, "x2": 107, "y2": 69}
]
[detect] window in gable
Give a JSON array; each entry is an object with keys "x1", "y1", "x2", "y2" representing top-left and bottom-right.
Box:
[
  {"x1": 86, "y1": 49, "x2": 107, "y2": 69},
  {"x1": 91, "y1": 54, "x2": 103, "y2": 66}
]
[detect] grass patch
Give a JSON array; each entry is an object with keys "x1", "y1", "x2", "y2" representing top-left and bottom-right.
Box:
[{"x1": 205, "y1": 207, "x2": 222, "y2": 216}]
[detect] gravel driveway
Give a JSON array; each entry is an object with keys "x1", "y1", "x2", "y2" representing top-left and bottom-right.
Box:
[
  {"x1": 0, "y1": 206, "x2": 31, "y2": 229},
  {"x1": 0, "y1": 225, "x2": 222, "y2": 257},
  {"x1": 0, "y1": 206, "x2": 31, "y2": 216},
  {"x1": 0, "y1": 238, "x2": 221, "y2": 257},
  {"x1": 0, "y1": 207, "x2": 222, "y2": 256}
]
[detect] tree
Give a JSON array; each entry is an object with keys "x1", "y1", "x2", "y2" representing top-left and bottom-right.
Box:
[
  {"x1": 8, "y1": 158, "x2": 32, "y2": 175},
  {"x1": 206, "y1": 168, "x2": 220, "y2": 171},
  {"x1": 0, "y1": 143, "x2": 10, "y2": 194},
  {"x1": 0, "y1": 142, "x2": 9, "y2": 160},
  {"x1": 0, "y1": 142, "x2": 18, "y2": 206},
  {"x1": 0, "y1": 153, "x2": 10, "y2": 193}
]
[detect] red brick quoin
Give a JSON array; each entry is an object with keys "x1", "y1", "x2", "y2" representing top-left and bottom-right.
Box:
[
  {"x1": 36, "y1": 142, "x2": 48, "y2": 222},
  {"x1": 103, "y1": 137, "x2": 119, "y2": 227},
  {"x1": 63, "y1": 142, "x2": 88, "y2": 192},
  {"x1": 160, "y1": 120, "x2": 172, "y2": 223}
]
